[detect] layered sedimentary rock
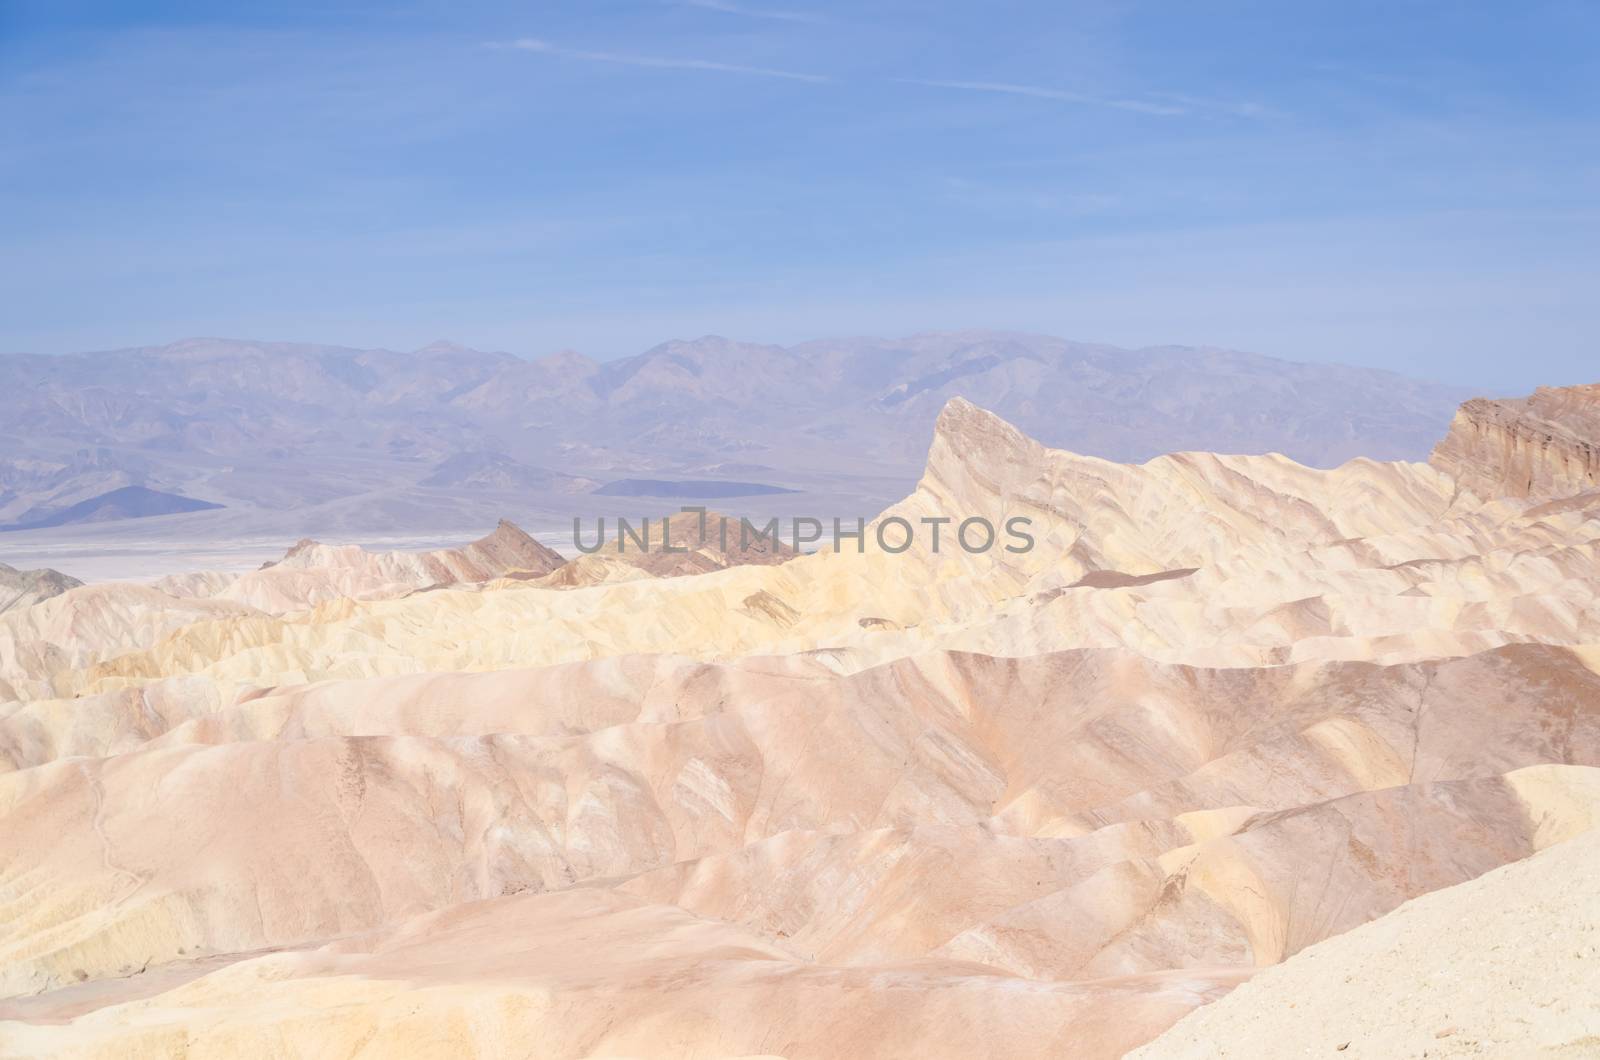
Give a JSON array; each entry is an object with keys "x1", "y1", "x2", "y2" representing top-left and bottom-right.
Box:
[
  {"x1": 16, "y1": 397, "x2": 1598, "y2": 707},
  {"x1": 1, "y1": 387, "x2": 1599, "y2": 1058},
  {"x1": 5, "y1": 644, "x2": 1596, "y2": 998},
  {"x1": 0, "y1": 522, "x2": 561, "y2": 702},
  {"x1": 0, "y1": 585, "x2": 256, "y2": 703},
  {"x1": 1429, "y1": 383, "x2": 1600, "y2": 501}
]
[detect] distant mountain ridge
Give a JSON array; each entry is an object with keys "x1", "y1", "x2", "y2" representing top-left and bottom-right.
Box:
[
  {"x1": 593, "y1": 479, "x2": 800, "y2": 499},
  {"x1": 0, "y1": 332, "x2": 1474, "y2": 537}
]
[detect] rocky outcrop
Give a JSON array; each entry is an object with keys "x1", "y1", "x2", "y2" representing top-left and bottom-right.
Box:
[
  {"x1": 155, "y1": 519, "x2": 566, "y2": 611},
  {"x1": 0, "y1": 563, "x2": 80, "y2": 616},
  {"x1": 537, "y1": 509, "x2": 798, "y2": 587},
  {"x1": 440, "y1": 517, "x2": 566, "y2": 578},
  {"x1": 272, "y1": 517, "x2": 564, "y2": 582},
  {"x1": 1429, "y1": 384, "x2": 1600, "y2": 501}
]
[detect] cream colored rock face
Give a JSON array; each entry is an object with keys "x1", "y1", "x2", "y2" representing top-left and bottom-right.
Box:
[{"x1": 2, "y1": 390, "x2": 1599, "y2": 1058}]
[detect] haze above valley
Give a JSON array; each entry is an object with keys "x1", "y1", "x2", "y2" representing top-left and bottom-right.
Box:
[{"x1": 0, "y1": 331, "x2": 1473, "y2": 581}]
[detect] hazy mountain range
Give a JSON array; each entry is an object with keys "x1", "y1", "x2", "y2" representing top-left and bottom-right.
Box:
[{"x1": 0, "y1": 332, "x2": 1473, "y2": 548}]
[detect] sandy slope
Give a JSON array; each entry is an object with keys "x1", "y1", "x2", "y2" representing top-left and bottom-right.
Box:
[
  {"x1": 1131, "y1": 828, "x2": 1600, "y2": 1058},
  {"x1": 0, "y1": 890, "x2": 1246, "y2": 1060}
]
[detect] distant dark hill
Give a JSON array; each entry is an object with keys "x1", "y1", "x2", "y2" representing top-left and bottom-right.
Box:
[
  {"x1": 0, "y1": 486, "x2": 224, "y2": 532},
  {"x1": 593, "y1": 479, "x2": 800, "y2": 499}
]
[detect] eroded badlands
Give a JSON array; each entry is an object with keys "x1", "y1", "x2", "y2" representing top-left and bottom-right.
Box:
[{"x1": 2, "y1": 388, "x2": 1599, "y2": 1058}]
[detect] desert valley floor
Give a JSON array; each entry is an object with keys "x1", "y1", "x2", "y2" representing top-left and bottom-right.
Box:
[{"x1": 1, "y1": 385, "x2": 1599, "y2": 1058}]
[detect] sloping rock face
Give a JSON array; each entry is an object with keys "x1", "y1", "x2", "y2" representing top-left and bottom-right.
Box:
[
  {"x1": 0, "y1": 563, "x2": 80, "y2": 616},
  {"x1": 1429, "y1": 383, "x2": 1600, "y2": 501},
  {"x1": 1, "y1": 389, "x2": 1599, "y2": 1058},
  {"x1": 268, "y1": 517, "x2": 564, "y2": 587}
]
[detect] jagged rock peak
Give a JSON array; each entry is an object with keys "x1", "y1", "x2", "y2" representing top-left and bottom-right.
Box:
[
  {"x1": 930, "y1": 397, "x2": 1043, "y2": 463},
  {"x1": 470, "y1": 519, "x2": 566, "y2": 570}
]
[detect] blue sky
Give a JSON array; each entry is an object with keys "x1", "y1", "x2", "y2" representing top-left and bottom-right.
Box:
[{"x1": 2, "y1": 0, "x2": 1596, "y2": 389}]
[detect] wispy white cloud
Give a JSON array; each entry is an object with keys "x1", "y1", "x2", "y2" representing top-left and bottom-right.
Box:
[
  {"x1": 901, "y1": 79, "x2": 1272, "y2": 119},
  {"x1": 898, "y1": 78, "x2": 1188, "y2": 116},
  {"x1": 680, "y1": 0, "x2": 822, "y2": 24},
  {"x1": 1148, "y1": 92, "x2": 1274, "y2": 119},
  {"x1": 497, "y1": 38, "x2": 829, "y2": 83}
]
